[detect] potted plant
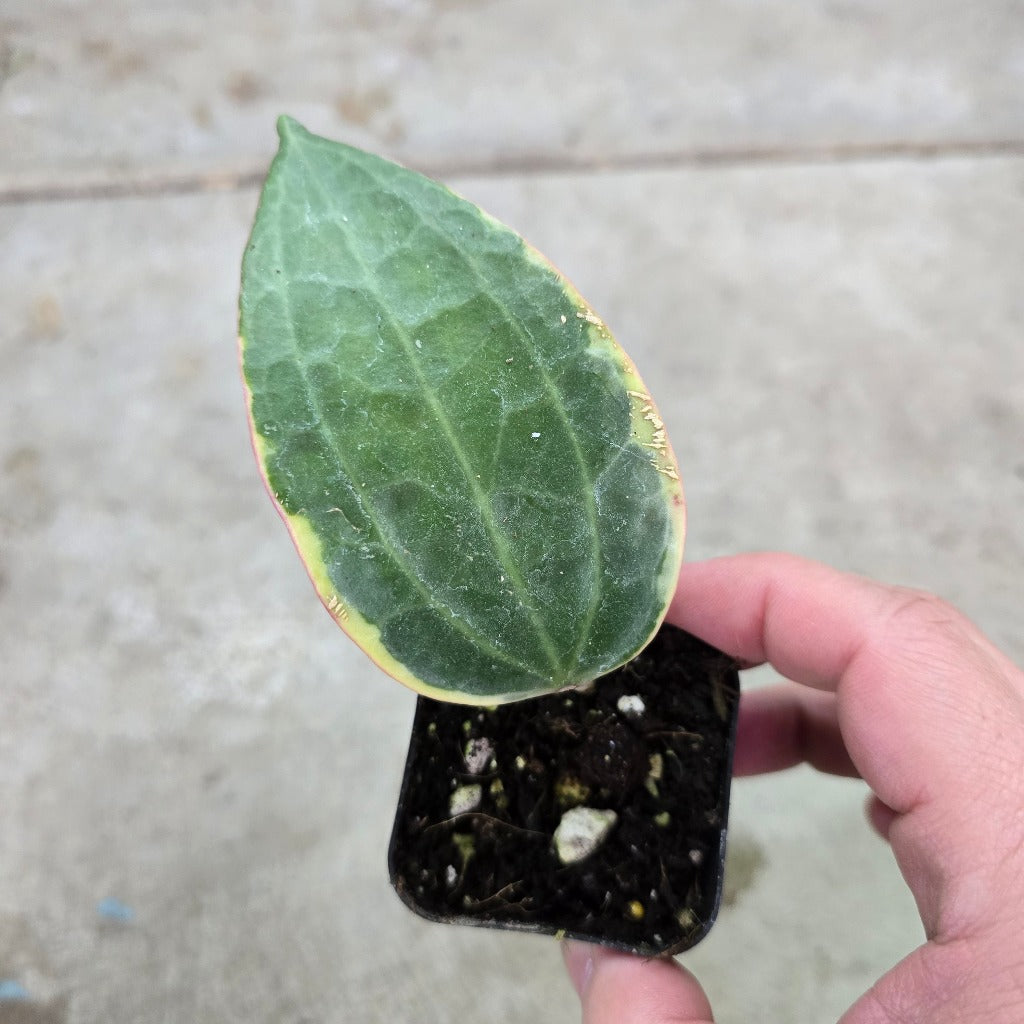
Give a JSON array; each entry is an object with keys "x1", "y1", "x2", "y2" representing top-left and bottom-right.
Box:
[{"x1": 238, "y1": 117, "x2": 739, "y2": 956}]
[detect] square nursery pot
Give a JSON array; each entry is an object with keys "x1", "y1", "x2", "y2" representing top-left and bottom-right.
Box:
[{"x1": 389, "y1": 624, "x2": 740, "y2": 956}]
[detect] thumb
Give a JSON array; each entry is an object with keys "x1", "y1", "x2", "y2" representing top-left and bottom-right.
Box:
[{"x1": 562, "y1": 941, "x2": 715, "y2": 1023}]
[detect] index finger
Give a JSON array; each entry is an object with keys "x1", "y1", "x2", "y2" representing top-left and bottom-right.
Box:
[
  {"x1": 668, "y1": 553, "x2": 902, "y2": 690},
  {"x1": 666, "y1": 553, "x2": 1019, "y2": 812}
]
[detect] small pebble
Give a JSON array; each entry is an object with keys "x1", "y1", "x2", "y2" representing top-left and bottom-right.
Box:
[
  {"x1": 463, "y1": 737, "x2": 494, "y2": 775},
  {"x1": 554, "y1": 806, "x2": 618, "y2": 865},
  {"x1": 616, "y1": 694, "x2": 646, "y2": 718},
  {"x1": 449, "y1": 784, "x2": 482, "y2": 816},
  {"x1": 453, "y1": 833, "x2": 476, "y2": 864}
]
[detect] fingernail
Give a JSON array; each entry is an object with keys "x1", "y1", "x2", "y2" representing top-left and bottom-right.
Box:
[{"x1": 562, "y1": 940, "x2": 596, "y2": 997}]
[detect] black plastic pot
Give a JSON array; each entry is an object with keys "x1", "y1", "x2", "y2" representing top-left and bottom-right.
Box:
[{"x1": 388, "y1": 625, "x2": 740, "y2": 956}]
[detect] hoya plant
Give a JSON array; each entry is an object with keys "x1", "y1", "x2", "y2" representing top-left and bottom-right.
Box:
[{"x1": 239, "y1": 118, "x2": 738, "y2": 955}]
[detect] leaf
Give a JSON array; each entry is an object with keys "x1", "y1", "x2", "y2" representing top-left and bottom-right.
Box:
[{"x1": 239, "y1": 117, "x2": 685, "y2": 704}]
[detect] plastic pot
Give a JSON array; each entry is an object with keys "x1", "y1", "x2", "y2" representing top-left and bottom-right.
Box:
[{"x1": 389, "y1": 624, "x2": 740, "y2": 956}]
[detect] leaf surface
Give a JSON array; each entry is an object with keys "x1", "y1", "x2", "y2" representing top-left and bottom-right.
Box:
[{"x1": 240, "y1": 117, "x2": 684, "y2": 703}]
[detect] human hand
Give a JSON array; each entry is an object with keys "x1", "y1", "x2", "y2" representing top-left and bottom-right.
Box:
[{"x1": 562, "y1": 553, "x2": 1024, "y2": 1023}]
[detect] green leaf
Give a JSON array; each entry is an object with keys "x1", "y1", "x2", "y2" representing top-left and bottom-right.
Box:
[{"x1": 239, "y1": 117, "x2": 685, "y2": 704}]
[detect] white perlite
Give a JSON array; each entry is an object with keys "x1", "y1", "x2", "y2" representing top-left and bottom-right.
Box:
[
  {"x1": 448, "y1": 784, "x2": 482, "y2": 816},
  {"x1": 463, "y1": 737, "x2": 494, "y2": 775},
  {"x1": 554, "y1": 806, "x2": 618, "y2": 865},
  {"x1": 616, "y1": 694, "x2": 646, "y2": 718}
]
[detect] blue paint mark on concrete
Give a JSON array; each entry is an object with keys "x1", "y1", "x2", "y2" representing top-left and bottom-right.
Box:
[
  {"x1": 0, "y1": 980, "x2": 30, "y2": 1001},
  {"x1": 97, "y1": 897, "x2": 135, "y2": 922}
]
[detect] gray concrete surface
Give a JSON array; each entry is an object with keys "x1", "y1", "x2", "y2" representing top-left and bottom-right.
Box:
[
  {"x1": 1, "y1": 4, "x2": 1022, "y2": 1023},
  {"x1": 4, "y1": 1, "x2": 1024, "y2": 193}
]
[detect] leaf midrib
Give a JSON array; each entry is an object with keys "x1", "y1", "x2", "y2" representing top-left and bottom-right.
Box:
[
  {"x1": 354, "y1": 160, "x2": 605, "y2": 677},
  {"x1": 296, "y1": 142, "x2": 581, "y2": 679}
]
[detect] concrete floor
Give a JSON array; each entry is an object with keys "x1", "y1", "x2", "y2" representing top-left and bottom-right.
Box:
[{"x1": 1, "y1": 4, "x2": 1022, "y2": 1022}]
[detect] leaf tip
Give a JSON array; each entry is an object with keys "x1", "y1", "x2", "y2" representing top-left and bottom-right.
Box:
[{"x1": 275, "y1": 114, "x2": 306, "y2": 144}]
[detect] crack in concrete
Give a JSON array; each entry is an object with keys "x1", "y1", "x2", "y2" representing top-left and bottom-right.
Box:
[{"x1": 2, "y1": 138, "x2": 1023, "y2": 206}]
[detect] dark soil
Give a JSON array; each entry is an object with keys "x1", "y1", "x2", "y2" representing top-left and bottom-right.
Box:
[{"x1": 388, "y1": 624, "x2": 740, "y2": 956}]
